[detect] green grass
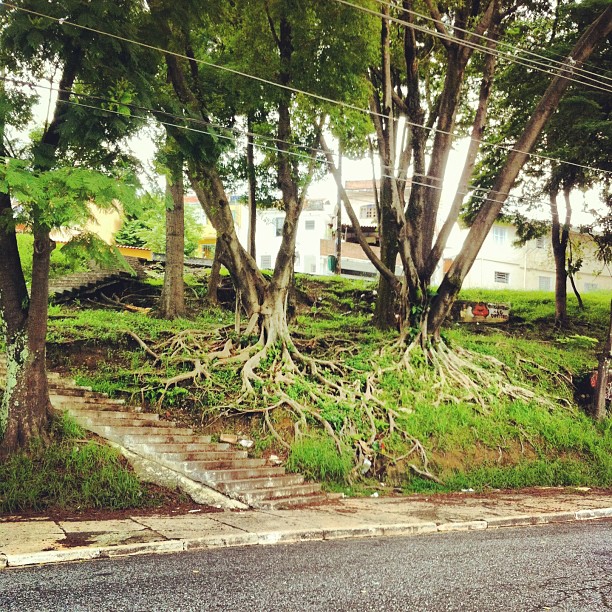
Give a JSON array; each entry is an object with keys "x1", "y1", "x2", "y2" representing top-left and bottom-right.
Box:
[
  {"x1": 0, "y1": 413, "x2": 160, "y2": 514},
  {"x1": 286, "y1": 436, "x2": 354, "y2": 484},
  {"x1": 39, "y1": 284, "x2": 612, "y2": 497}
]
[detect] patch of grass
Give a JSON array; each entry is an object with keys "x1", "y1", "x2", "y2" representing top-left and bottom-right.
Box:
[
  {"x1": 0, "y1": 414, "x2": 158, "y2": 514},
  {"x1": 286, "y1": 436, "x2": 353, "y2": 484}
]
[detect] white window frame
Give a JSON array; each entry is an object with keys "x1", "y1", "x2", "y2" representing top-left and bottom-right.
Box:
[
  {"x1": 494, "y1": 271, "x2": 510, "y2": 284},
  {"x1": 538, "y1": 276, "x2": 552, "y2": 291},
  {"x1": 261, "y1": 255, "x2": 272, "y2": 269},
  {"x1": 304, "y1": 219, "x2": 315, "y2": 231},
  {"x1": 492, "y1": 226, "x2": 508, "y2": 245}
]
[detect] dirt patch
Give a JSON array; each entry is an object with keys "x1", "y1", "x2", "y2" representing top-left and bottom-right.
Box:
[{"x1": 0, "y1": 484, "x2": 223, "y2": 524}]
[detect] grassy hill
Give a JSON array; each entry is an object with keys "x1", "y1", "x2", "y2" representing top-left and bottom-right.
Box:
[{"x1": 36, "y1": 276, "x2": 611, "y2": 497}]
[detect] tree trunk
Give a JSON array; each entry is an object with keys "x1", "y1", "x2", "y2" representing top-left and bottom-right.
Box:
[
  {"x1": 246, "y1": 113, "x2": 257, "y2": 260},
  {"x1": 374, "y1": 177, "x2": 399, "y2": 329},
  {"x1": 207, "y1": 236, "x2": 223, "y2": 306},
  {"x1": 0, "y1": 220, "x2": 53, "y2": 457},
  {"x1": 592, "y1": 300, "x2": 611, "y2": 420},
  {"x1": 428, "y1": 7, "x2": 612, "y2": 335},
  {"x1": 159, "y1": 167, "x2": 185, "y2": 319},
  {"x1": 550, "y1": 189, "x2": 569, "y2": 327}
]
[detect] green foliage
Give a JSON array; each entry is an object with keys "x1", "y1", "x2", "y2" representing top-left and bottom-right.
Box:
[
  {"x1": 17, "y1": 234, "x2": 89, "y2": 283},
  {"x1": 286, "y1": 436, "x2": 353, "y2": 484},
  {"x1": 0, "y1": 414, "x2": 155, "y2": 513},
  {"x1": 115, "y1": 192, "x2": 204, "y2": 257}
]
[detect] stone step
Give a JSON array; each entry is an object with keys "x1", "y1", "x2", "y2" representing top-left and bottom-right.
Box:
[
  {"x1": 189, "y1": 466, "x2": 287, "y2": 484},
  {"x1": 238, "y1": 483, "x2": 322, "y2": 504},
  {"x1": 51, "y1": 394, "x2": 125, "y2": 406},
  {"x1": 50, "y1": 387, "x2": 109, "y2": 399},
  {"x1": 166, "y1": 458, "x2": 268, "y2": 472},
  {"x1": 217, "y1": 474, "x2": 305, "y2": 494},
  {"x1": 152, "y1": 450, "x2": 249, "y2": 462},
  {"x1": 256, "y1": 493, "x2": 329, "y2": 510},
  {"x1": 83, "y1": 426, "x2": 195, "y2": 443},
  {"x1": 127, "y1": 441, "x2": 222, "y2": 453},
  {"x1": 114, "y1": 433, "x2": 214, "y2": 446},
  {"x1": 72, "y1": 415, "x2": 173, "y2": 430},
  {"x1": 66, "y1": 409, "x2": 159, "y2": 422}
]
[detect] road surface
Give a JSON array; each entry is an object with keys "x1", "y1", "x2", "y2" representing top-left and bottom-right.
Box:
[{"x1": 1, "y1": 520, "x2": 610, "y2": 611}]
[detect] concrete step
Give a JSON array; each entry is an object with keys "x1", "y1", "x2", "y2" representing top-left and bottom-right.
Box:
[
  {"x1": 115, "y1": 433, "x2": 214, "y2": 446},
  {"x1": 83, "y1": 426, "x2": 195, "y2": 443},
  {"x1": 72, "y1": 415, "x2": 173, "y2": 430},
  {"x1": 217, "y1": 474, "x2": 305, "y2": 494},
  {"x1": 152, "y1": 450, "x2": 249, "y2": 462},
  {"x1": 51, "y1": 394, "x2": 125, "y2": 406},
  {"x1": 49, "y1": 387, "x2": 109, "y2": 399},
  {"x1": 127, "y1": 441, "x2": 222, "y2": 453},
  {"x1": 239, "y1": 483, "x2": 322, "y2": 504},
  {"x1": 256, "y1": 493, "x2": 329, "y2": 510},
  {"x1": 166, "y1": 458, "x2": 268, "y2": 472},
  {"x1": 66, "y1": 409, "x2": 159, "y2": 422},
  {"x1": 189, "y1": 466, "x2": 287, "y2": 484}
]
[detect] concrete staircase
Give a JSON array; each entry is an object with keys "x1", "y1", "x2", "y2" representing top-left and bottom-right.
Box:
[
  {"x1": 49, "y1": 270, "x2": 133, "y2": 303},
  {"x1": 0, "y1": 360, "x2": 327, "y2": 510}
]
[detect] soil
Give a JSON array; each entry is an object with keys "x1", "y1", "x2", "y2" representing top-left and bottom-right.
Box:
[{"x1": 0, "y1": 483, "x2": 223, "y2": 523}]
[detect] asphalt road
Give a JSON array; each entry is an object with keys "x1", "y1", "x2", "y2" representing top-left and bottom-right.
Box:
[{"x1": 1, "y1": 520, "x2": 610, "y2": 611}]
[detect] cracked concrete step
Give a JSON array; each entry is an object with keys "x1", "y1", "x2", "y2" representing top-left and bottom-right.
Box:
[
  {"x1": 64, "y1": 409, "x2": 159, "y2": 422},
  {"x1": 188, "y1": 466, "x2": 287, "y2": 484},
  {"x1": 217, "y1": 474, "x2": 305, "y2": 494},
  {"x1": 257, "y1": 493, "x2": 329, "y2": 510},
  {"x1": 71, "y1": 415, "x2": 176, "y2": 430},
  {"x1": 151, "y1": 450, "x2": 249, "y2": 462},
  {"x1": 112, "y1": 433, "x2": 215, "y2": 446},
  {"x1": 51, "y1": 394, "x2": 125, "y2": 406},
  {"x1": 49, "y1": 387, "x2": 110, "y2": 399},
  {"x1": 126, "y1": 441, "x2": 223, "y2": 453},
  {"x1": 164, "y1": 458, "x2": 268, "y2": 472},
  {"x1": 85, "y1": 425, "x2": 194, "y2": 437},
  {"x1": 238, "y1": 483, "x2": 323, "y2": 504}
]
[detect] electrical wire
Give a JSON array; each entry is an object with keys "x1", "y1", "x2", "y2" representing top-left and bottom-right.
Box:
[
  {"x1": 368, "y1": 0, "x2": 612, "y2": 86},
  {"x1": 1, "y1": 0, "x2": 611, "y2": 179},
  {"x1": 3, "y1": 73, "x2": 587, "y2": 211}
]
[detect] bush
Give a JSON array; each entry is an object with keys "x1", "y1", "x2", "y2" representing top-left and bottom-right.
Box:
[
  {"x1": 0, "y1": 413, "x2": 152, "y2": 513},
  {"x1": 286, "y1": 436, "x2": 353, "y2": 484}
]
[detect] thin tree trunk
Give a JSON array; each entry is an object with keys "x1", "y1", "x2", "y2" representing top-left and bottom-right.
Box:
[
  {"x1": 592, "y1": 300, "x2": 611, "y2": 420},
  {"x1": 550, "y1": 189, "x2": 569, "y2": 327},
  {"x1": 428, "y1": 7, "x2": 612, "y2": 335},
  {"x1": 159, "y1": 164, "x2": 185, "y2": 319},
  {"x1": 246, "y1": 113, "x2": 257, "y2": 260},
  {"x1": 207, "y1": 236, "x2": 223, "y2": 305}
]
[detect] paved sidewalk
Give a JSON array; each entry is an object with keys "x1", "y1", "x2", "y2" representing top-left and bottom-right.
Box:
[{"x1": 1, "y1": 489, "x2": 611, "y2": 569}]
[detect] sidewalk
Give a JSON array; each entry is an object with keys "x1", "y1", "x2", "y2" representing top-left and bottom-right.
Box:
[{"x1": 2, "y1": 488, "x2": 611, "y2": 569}]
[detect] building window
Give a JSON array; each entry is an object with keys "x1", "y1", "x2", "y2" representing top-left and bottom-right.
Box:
[
  {"x1": 494, "y1": 271, "x2": 510, "y2": 284},
  {"x1": 274, "y1": 217, "x2": 283, "y2": 237},
  {"x1": 538, "y1": 276, "x2": 552, "y2": 291},
  {"x1": 584, "y1": 282, "x2": 598, "y2": 292},
  {"x1": 360, "y1": 204, "x2": 376, "y2": 219},
  {"x1": 492, "y1": 226, "x2": 508, "y2": 245},
  {"x1": 261, "y1": 255, "x2": 272, "y2": 269},
  {"x1": 536, "y1": 236, "x2": 545, "y2": 249},
  {"x1": 305, "y1": 219, "x2": 315, "y2": 231}
]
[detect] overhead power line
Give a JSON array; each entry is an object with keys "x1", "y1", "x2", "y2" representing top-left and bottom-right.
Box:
[
  {"x1": 1, "y1": 1, "x2": 610, "y2": 179},
  {"x1": 368, "y1": 0, "x2": 612, "y2": 86},
  {"x1": 1, "y1": 76, "x2": 565, "y2": 213}
]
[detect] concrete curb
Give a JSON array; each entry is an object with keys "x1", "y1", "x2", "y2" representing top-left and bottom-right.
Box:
[{"x1": 2, "y1": 507, "x2": 611, "y2": 569}]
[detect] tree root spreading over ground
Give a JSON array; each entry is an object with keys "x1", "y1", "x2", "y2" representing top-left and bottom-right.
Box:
[{"x1": 125, "y1": 322, "x2": 569, "y2": 485}]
